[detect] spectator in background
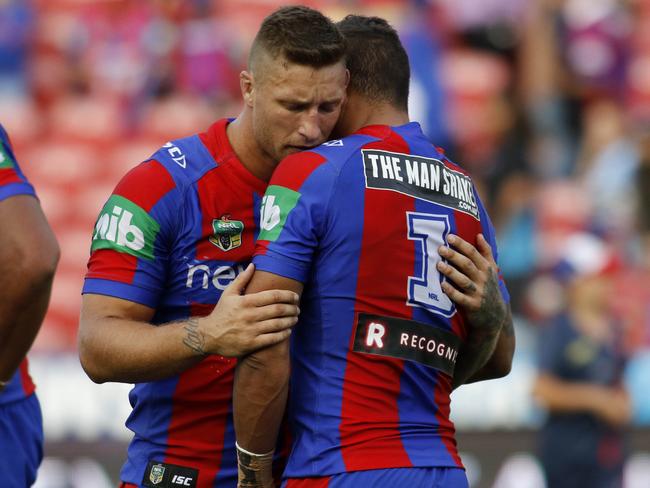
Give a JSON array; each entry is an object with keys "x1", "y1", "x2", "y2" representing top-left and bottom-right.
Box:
[
  {"x1": 575, "y1": 97, "x2": 639, "y2": 240},
  {"x1": 0, "y1": 123, "x2": 60, "y2": 487},
  {"x1": 0, "y1": 0, "x2": 34, "y2": 97},
  {"x1": 533, "y1": 233, "x2": 630, "y2": 488}
]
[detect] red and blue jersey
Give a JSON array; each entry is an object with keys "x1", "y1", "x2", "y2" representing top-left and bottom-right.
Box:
[
  {"x1": 253, "y1": 122, "x2": 509, "y2": 479},
  {"x1": 0, "y1": 123, "x2": 37, "y2": 406},
  {"x1": 83, "y1": 119, "x2": 267, "y2": 487}
]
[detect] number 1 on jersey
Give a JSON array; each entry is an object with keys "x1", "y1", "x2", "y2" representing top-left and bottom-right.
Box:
[{"x1": 406, "y1": 212, "x2": 455, "y2": 317}]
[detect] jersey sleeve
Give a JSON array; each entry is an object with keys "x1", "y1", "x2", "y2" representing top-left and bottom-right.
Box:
[
  {"x1": 0, "y1": 125, "x2": 36, "y2": 201},
  {"x1": 82, "y1": 159, "x2": 181, "y2": 307},
  {"x1": 253, "y1": 151, "x2": 334, "y2": 283}
]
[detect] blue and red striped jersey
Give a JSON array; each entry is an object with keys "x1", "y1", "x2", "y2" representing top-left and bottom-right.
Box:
[
  {"x1": 83, "y1": 119, "x2": 268, "y2": 487},
  {"x1": 0, "y1": 123, "x2": 38, "y2": 406},
  {"x1": 253, "y1": 122, "x2": 510, "y2": 478}
]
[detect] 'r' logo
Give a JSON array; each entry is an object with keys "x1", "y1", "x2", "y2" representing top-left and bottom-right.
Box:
[{"x1": 366, "y1": 322, "x2": 385, "y2": 348}]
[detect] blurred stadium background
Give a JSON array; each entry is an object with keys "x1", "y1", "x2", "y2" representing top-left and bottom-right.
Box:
[{"x1": 1, "y1": 0, "x2": 650, "y2": 486}]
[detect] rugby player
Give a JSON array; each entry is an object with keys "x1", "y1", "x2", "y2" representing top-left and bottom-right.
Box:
[
  {"x1": 0, "y1": 123, "x2": 60, "y2": 487},
  {"x1": 234, "y1": 15, "x2": 514, "y2": 488},
  {"x1": 78, "y1": 6, "x2": 348, "y2": 488}
]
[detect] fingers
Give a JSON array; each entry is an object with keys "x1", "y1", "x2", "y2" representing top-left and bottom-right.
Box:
[
  {"x1": 256, "y1": 315, "x2": 299, "y2": 334},
  {"x1": 250, "y1": 302, "x2": 300, "y2": 322},
  {"x1": 448, "y1": 234, "x2": 488, "y2": 269},
  {"x1": 224, "y1": 263, "x2": 255, "y2": 296},
  {"x1": 438, "y1": 239, "x2": 480, "y2": 281},
  {"x1": 476, "y1": 234, "x2": 496, "y2": 262},
  {"x1": 437, "y1": 260, "x2": 477, "y2": 294},
  {"x1": 252, "y1": 329, "x2": 292, "y2": 350},
  {"x1": 437, "y1": 233, "x2": 497, "y2": 309},
  {"x1": 244, "y1": 289, "x2": 300, "y2": 307},
  {"x1": 440, "y1": 280, "x2": 473, "y2": 307}
]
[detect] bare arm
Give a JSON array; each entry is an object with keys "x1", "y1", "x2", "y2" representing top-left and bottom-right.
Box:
[
  {"x1": 233, "y1": 271, "x2": 302, "y2": 488},
  {"x1": 0, "y1": 195, "x2": 59, "y2": 387},
  {"x1": 436, "y1": 234, "x2": 514, "y2": 389},
  {"x1": 78, "y1": 264, "x2": 299, "y2": 384},
  {"x1": 462, "y1": 307, "x2": 515, "y2": 385},
  {"x1": 533, "y1": 373, "x2": 631, "y2": 427}
]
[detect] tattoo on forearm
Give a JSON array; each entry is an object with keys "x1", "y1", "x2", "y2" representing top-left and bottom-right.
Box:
[
  {"x1": 237, "y1": 447, "x2": 274, "y2": 488},
  {"x1": 473, "y1": 268, "x2": 505, "y2": 334},
  {"x1": 183, "y1": 317, "x2": 206, "y2": 355},
  {"x1": 502, "y1": 309, "x2": 515, "y2": 337},
  {"x1": 238, "y1": 451, "x2": 258, "y2": 487},
  {"x1": 453, "y1": 269, "x2": 511, "y2": 389}
]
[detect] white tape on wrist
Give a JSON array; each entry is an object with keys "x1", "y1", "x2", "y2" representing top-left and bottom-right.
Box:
[{"x1": 235, "y1": 442, "x2": 274, "y2": 458}]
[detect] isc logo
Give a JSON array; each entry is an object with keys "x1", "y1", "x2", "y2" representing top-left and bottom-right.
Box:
[
  {"x1": 94, "y1": 205, "x2": 144, "y2": 251},
  {"x1": 171, "y1": 474, "x2": 193, "y2": 486}
]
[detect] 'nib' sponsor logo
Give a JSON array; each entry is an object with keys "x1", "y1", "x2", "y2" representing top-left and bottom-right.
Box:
[
  {"x1": 94, "y1": 206, "x2": 144, "y2": 251},
  {"x1": 0, "y1": 143, "x2": 15, "y2": 169},
  {"x1": 260, "y1": 195, "x2": 281, "y2": 231},
  {"x1": 257, "y1": 185, "x2": 301, "y2": 242},
  {"x1": 92, "y1": 195, "x2": 160, "y2": 260}
]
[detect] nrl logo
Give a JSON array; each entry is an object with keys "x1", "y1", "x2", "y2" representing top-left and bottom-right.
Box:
[
  {"x1": 209, "y1": 215, "x2": 244, "y2": 252},
  {"x1": 149, "y1": 463, "x2": 165, "y2": 485}
]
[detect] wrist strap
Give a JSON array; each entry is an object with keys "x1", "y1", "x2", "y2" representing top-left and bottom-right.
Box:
[{"x1": 236, "y1": 442, "x2": 274, "y2": 488}]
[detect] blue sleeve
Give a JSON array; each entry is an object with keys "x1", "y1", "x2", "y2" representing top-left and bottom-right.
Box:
[
  {"x1": 253, "y1": 155, "x2": 335, "y2": 283},
  {"x1": 82, "y1": 159, "x2": 181, "y2": 308},
  {"x1": 0, "y1": 125, "x2": 36, "y2": 201}
]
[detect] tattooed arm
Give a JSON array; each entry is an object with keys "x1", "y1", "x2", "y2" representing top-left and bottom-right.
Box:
[
  {"x1": 78, "y1": 264, "x2": 298, "y2": 383},
  {"x1": 462, "y1": 307, "x2": 514, "y2": 385},
  {"x1": 436, "y1": 234, "x2": 515, "y2": 390}
]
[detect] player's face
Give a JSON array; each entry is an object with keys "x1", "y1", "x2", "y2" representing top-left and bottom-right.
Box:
[{"x1": 246, "y1": 56, "x2": 348, "y2": 162}]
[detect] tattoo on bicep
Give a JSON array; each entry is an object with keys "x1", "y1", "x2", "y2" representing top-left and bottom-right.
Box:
[{"x1": 183, "y1": 317, "x2": 206, "y2": 355}]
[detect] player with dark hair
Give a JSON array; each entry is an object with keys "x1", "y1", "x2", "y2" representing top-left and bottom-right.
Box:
[
  {"x1": 0, "y1": 124, "x2": 60, "y2": 487},
  {"x1": 233, "y1": 15, "x2": 514, "y2": 488},
  {"x1": 78, "y1": 6, "x2": 348, "y2": 488}
]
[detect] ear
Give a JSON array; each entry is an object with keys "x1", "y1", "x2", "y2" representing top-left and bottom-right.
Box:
[
  {"x1": 240, "y1": 70, "x2": 254, "y2": 108},
  {"x1": 344, "y1": 68, "x2": 350, "y2": 89}
]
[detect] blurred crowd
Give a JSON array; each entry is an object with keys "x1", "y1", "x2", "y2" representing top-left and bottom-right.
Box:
[{"x1": 0, "y1": 0, "x2": 648, "y2": 403}]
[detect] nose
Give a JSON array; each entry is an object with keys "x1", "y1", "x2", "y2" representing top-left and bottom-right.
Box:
[{"x1": 297, "y1": 112, "x2": 323, "y2": 146}]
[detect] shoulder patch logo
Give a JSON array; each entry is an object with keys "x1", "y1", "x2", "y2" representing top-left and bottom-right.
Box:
[
  {"x1": 91, "y1": 195, "x2": 160, "y2": 260},
  {"x1": 323, "y1": 139, "x2": 344, "y2": 147},
  {"x1": 163, "y1": 141, "x2": 187, "y2": 168},
  {"x1": 149, "y1": 464, "x2": 165, "y2": 485},
  {"x1": 0, "y1": 142, "x2": 16, "y2": 169},
  {"x1": 209, "y1": 215, "x2": 244, "y2": 252},
  {"x1": 258, "y1": 185, "x2": 300, "y2": 242}
]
